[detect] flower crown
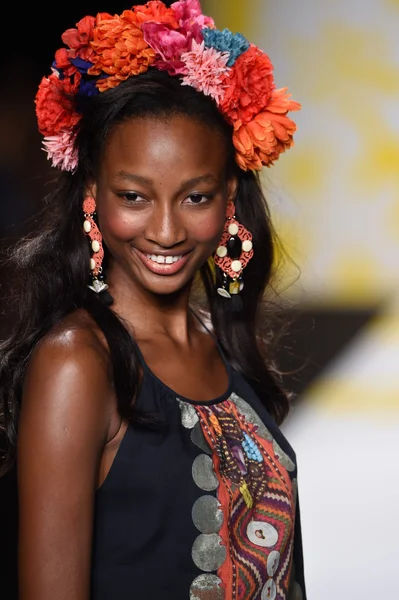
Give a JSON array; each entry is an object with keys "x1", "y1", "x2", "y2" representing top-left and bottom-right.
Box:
[{"x1": 35, "y1": 0, "x2": 301, "y2": 173}]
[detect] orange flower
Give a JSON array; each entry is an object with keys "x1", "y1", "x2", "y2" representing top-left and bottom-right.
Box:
[
  {"x1": 220, "y1": 45, "x2": 275, "y2": 124},
  {"x1": 88, "y1": 10, "x2": 156, "y2": 91},
  {"x1": 133, "y1": 1, "x2": 179, "y2": 28},
  {"x1": 233, "y1": 88, "x2": 301, "y2": 170},
  {"x1": 35, "y1": 73, "x2": 81, "y2": 137}
]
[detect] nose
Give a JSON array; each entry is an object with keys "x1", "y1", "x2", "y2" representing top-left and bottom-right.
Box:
[{"x1": 144, "y1": 202, "x2": 187, "y2": 249}]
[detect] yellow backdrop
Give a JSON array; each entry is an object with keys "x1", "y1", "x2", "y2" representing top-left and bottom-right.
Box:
[{"x1": 202, "y1": 0, "x2": 399, "y2": 309}]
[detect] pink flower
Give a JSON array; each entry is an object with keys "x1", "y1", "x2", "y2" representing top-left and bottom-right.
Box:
[
  {"x1": 141, "y1": 21, "x2": 193, "y2": 75},
  {"x1": 171, "y1": 0, "x2": 215, "y2": 29},
  {"x1": 141, "y1": 0, "x2": 214, "y2": 75},
  {"x1": 42, "y1": 131, "x2": 79, "y2": 172},
  {"x1": 171, "y1": 0, "x2": 214, "y2": 51},
  {"x1": 181, "y1": 40, "x2": 230, "y2": 103}
]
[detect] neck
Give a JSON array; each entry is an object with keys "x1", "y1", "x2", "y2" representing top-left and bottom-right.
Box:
[{"x1": 106, "y1": 261, "x2": 197, "y2": 343}]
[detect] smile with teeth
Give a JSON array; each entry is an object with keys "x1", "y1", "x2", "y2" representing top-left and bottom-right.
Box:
[{"x1": 146, "y1": 254, "x2": 184, "y2": 264}]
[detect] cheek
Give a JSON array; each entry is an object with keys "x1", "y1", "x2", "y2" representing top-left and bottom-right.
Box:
[
  {"x1": 192, "y1": 210, "x2": 225, "y2": 244},
  {"x1": 100, "y1": 208, "x2": 143, "y2": 242}
]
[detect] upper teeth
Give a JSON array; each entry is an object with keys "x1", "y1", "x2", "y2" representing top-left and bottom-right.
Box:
[{"x1": 147, "y1": 254, "x2": 183, "y2": 264}]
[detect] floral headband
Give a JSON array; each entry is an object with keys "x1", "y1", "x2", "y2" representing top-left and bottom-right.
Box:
[{"x1": 35, "y1": 0, "x2": 301, "y2": 173}]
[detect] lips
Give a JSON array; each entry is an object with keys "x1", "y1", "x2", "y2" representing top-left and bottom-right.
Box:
[{"x1": 133, "y1": 248, "x2": 192, "y2": 276}]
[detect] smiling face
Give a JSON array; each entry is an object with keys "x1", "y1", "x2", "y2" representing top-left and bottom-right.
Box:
[{"x1": 91, "y1": 115, "x2": 237, "y2": 298}]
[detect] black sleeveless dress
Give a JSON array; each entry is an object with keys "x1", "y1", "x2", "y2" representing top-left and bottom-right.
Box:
[{"x1": 91, "y1": 336, "x2": 307, "y2": 600}]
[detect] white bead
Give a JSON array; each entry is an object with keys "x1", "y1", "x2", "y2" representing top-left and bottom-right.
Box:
[
  {"x1": 231, "y1": 260, "x2": 242, "y2": 273},
  {"x1": 242, "y1": 239, "x2": 253, "y2": 252},
  {"x1": 91, "y1": 240, "x2": 100, "y2": 253},
  {"x1": 216, "y1": 246, "x2": 228, "y2": 258},
  {"x1": 83, "y1": 220, "x2": 91, "y2": 233},
  {"x1": 228, "y1": 222, "x2": 239, "y2": 236},
  {"x1": 90, "y1": 258, "x2": 96, "y2": 271}
]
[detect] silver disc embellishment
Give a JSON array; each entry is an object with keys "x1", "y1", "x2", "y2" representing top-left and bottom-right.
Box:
[
  {"x1": 192, "y1": 533, "x2": 227, "y2": 572},
  {"x1": 192, "y1": 454, "x2": 219, "y2": 491},
  {"x1": 261, "y1": 578, "x2": 277, "y2": 600},
  {"x1": 267, "y1": 550, "x2": 281, "y2": 577},
  {"x1": 177, "y1": 398, "x2": 199, "y2": 429},
  {"x1": 190, "y1": 574, "x2": 224, "y2": 600},
  {"x1": 230, "y1": 393, "x2": 273, "y2": 441},
  {"x1": 192, "y1": 495, "x2": 224, "y2": 534},
  {"x1": 246, "y1": 520, "x2": 279, "y2": 548},
  {"x1": 191, "y1": 422, "x2": 212, "y2": 454}
]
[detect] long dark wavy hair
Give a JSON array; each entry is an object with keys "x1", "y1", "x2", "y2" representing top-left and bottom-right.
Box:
[{"x1": 0, "y1": 68, "x2": 291, "y2": 476}]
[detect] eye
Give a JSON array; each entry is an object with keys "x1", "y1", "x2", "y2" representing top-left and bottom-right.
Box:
[
  {"x1": 185, "y1": 193, "x2": 212, "y2": 205},
  {"x1": 119, "y1": 192, "x2": 145, "y2": 204}
]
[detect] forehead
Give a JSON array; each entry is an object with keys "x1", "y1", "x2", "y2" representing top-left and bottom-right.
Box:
[{"x1": 102, "y1": 115, "x2": 228, "y2": 179}]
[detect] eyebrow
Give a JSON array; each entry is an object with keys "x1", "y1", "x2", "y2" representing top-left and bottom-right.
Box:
[{"x1": 114, "y1": 171, "x2": 220, "y2": 192}]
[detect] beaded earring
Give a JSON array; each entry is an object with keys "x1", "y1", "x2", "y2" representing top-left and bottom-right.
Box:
[
  {"x1": 214, "y1": 201, "x2": 254, "y2": 311},
  {"x1": 82, "y1": 196, "x2": 111, "y2": 301}
]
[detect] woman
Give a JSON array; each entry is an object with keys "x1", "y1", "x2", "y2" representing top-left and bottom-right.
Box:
[{"x1": 0, "y1": 2, "x2": 305, "y2": 599}]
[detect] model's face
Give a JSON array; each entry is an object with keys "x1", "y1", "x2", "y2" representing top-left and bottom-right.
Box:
[{"x1": 91, "y1": 115, "x2": 237, "y2": 297}]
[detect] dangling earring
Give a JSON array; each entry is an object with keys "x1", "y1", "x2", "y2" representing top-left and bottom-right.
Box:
[
  {"x1": 214, "y1": 201, "x2": 254, "y2": 311},
  {"x1": 82, "y1": 196, "x2": 111, "y2": 300}
]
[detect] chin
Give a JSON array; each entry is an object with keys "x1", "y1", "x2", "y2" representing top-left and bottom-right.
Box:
[
  {"x1": 133, "y1": 268, "x2": 192, "y2": 296},
  {"x1": 144, "y1": 281, "x2": 192, "y2": 298}
]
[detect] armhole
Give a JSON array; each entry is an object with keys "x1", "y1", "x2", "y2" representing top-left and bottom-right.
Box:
[{"x1": 96, "y1": 421, "x2": 131, "y2": 492}]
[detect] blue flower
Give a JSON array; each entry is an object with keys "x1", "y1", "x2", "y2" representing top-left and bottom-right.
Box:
[
  {"x1": 78, "y1": 78, "x2": 99, "y2": 97},
  {"x1": 202, "y1": 27, "x2": 250, "y2": 67},
  {"x1": 70, "y1": 57, "x2": 94, "y2": 75}
]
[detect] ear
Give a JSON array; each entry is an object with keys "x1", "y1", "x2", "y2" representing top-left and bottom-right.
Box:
[
  {"x1": 84, "y1": 182, "x2": 97, "y2": 200},
  {"x1": 226, "y1": 174, "x2": 239, "y2": 203}
]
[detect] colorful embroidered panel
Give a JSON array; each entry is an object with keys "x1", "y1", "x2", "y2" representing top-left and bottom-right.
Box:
[{"x1": 178, "y1": 393, "x2": 297, "y2": 600}]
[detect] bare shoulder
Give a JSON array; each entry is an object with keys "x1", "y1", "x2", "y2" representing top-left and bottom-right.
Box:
[
  {"x1": 26, "y1": 308, "x2": 109, "y2": 384},
  {"x1": 32, "y1": 307, "x2": 108, "y2": 364},
  {"x1": 22, "y1": 308, "x2": 113, "y2": 443}
]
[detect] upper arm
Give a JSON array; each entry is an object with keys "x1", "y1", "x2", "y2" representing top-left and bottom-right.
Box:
[{"x1": 17, "y1": 328, "x2": 112, "y2": 600}]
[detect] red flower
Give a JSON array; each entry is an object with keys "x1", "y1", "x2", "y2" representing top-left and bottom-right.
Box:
[
  {"x1": 62, "y1": 15, "x2": 96, "y2": 60},
  {"x1": 220, "y1": 45, "x2": 275, "y2": 124},
  {"x1": 54, "y1": 16, "x2": 96, "y2": 76},
  {"x1": 233, "y1": 88, "x2": 301, "y2": 170},
  {"x1": 54, "y1": 48, "x2": 73, "y2": 73},
  {"x1": 35, "y1": 73, "x2": 81, "y2": 137}
]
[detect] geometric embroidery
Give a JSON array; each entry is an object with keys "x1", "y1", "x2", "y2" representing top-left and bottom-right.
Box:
[{"x1": 178, "y1": 394, "x2": 296, "y2": 600}]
